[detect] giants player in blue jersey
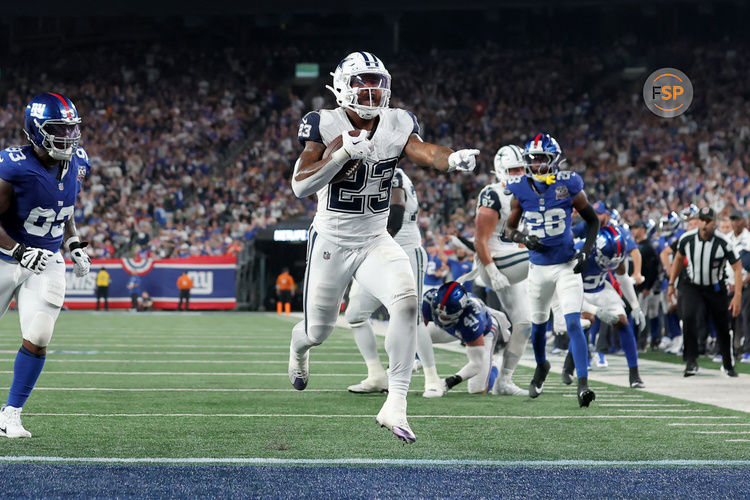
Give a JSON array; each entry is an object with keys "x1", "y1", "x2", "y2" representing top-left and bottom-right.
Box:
[
  {"x1": 560, "y1": 225, "x2": 646, "y2": 388},
  {"x1": 505, "y1": 133, "x2": 599, "y2": 407},
  {"x1": 422, "y1": 282, "x2": 510, "y2": 394},
  {"x1": 0, "y1": 93, "x2": 91, "y2": 438}
]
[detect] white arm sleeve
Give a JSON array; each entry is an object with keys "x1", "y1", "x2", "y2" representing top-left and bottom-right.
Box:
[
  {"x1": 456, "y1": 344, "x2": 486, "y2": 381},
  {"x1": 616, "y1": 271, "x2": 639, "y2": 308},
  {"x1": 291, "y1": 148, "x2": 350, "y2": 198}
]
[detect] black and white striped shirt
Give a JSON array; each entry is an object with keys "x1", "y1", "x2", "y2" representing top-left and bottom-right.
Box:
[{"x1": 677, "y1": 229, "x2": 739, "y2": 286}]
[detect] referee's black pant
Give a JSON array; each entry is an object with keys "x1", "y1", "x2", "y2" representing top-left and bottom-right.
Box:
[{"x1": 681, "y1": 282, "x2": 734, "y2": 370}]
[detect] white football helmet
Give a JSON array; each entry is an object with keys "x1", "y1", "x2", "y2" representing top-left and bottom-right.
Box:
[
  {"x1": 493, "y1": 145, "x2": 525, "y2": 184},
  {"x1": 326, "y1": 51, "x2": 391, "y2": 120}
]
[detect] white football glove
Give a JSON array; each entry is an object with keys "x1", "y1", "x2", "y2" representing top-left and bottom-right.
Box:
[
  {"x1": 69, "y1": 240, "x2": 91, "y2": 278},
  {"x1": 13, "y1": 245, "x2": 53, "y2": 274},
  {"x1": 484, "y1": 263, "x2": 510, "y2": 291},
  {"x1": 341, "y1": 130, "x2": 374, "y2": 160},
  {"x1": 447, "y1": 149, "x2": 480, "y2": 173},
  {"x1": 631, "y1": 307, "x2": 646, "y2": 332}
]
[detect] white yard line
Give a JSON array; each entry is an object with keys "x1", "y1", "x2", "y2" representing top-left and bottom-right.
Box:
[
  {"x1": 669, "y1": 423, "x2": 750, "y2": 426},
  {"x1": 20, "y1": 412, "x2": 743, "y2": 420},
  {"x1": 694, "y1": 431, "x2": 750, "y2": 434},
  {"x1": 44, "y1": 360, "x2": 371, "y2": 365},
  {"x1": 725, "y1": 439, "x2": 750, "y2": 442},
  {"x1": 0, "y1": 456, "x2": 749, "y2": 466},
  {"x1": 617, "y1": 409, "x2": 710, "y2": 412}
]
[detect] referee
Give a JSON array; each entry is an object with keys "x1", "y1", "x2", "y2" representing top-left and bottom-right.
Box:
[{"x1": 668, "y1": 207, "x2": 742, "y2": 377}]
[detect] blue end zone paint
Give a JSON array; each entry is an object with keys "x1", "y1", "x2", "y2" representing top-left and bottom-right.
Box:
[{"x1": 0, "y1": 466, "x2": 748, "y2": 499}]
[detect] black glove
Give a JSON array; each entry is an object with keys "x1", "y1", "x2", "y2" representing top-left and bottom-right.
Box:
[
  {"x1": 573, "y1": 251, "x2": 588, "y2": 274},
  {"x1": 524, "y1": 234, "x2": 547, "y2": 252}
]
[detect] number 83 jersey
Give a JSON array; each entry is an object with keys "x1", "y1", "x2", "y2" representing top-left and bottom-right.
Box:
[
  {"x1": 505, "y1": 171, "x2": 584, "y2": 266},
  {"x1": 0, "y1": 145, "x2": 90, "y2": 260},
  {"x1": 297, "y1": 107, "x2": 419, "y2": 247}
]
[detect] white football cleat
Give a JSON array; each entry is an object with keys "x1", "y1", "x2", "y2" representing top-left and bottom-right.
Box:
[
  {"x1": 422, "y1": 381, "x2": 447, "y2": 398},
  {"x1": 348, "y1": 374, "x2": 388, "y2": 394},
  {"x1": 412, "y1": 358, "x2": 422, "y2": 373},
  {"x1": 0, "y1": 405, "x2": 32, "y2": 438},
  {"x1": 288, "y1": 343, "x2": 309, "y2": 391},
  {"x1": 492, "y1": 379, "x2": 528, "y2": 396},
  {"x1": 376, "y1": 397, "x2": 416, "y2": 444}
]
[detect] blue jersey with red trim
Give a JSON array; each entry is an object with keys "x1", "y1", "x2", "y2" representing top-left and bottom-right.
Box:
[
  {"x1": 505, "y1": 171, "x2": 584, "y2": 265},
  {"x1": 422, "y1": 289, "x2": 494, "y2": 343},
  {"x1": 0, "y1": 145, "x2": 90, "y2": 260}
]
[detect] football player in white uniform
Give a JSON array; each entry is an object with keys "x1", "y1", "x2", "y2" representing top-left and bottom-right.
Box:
[
  {"x1": 472, "y1": 145, "x2": 533, "y2": 396},
  {"x1": 346, "y1": 167, "x2": 438, "y2": 395},
  {"x1": 290, "y1": 51, "x2": 479, "y2": 443}
]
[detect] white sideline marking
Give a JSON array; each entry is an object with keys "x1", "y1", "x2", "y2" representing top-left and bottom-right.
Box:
[
  {"x1": 726, "y1": 439, "x2": 750, "y2": 442},
  {"x1": 695, "y1": 431, "x2": 750, "y2": 434},
  {"x1": 1, "y1": 456, "x2": 749, "y2": 466},
  {"x1": 45, "y1": 351, "x2": 364, "y2": 356},
  {"x1": 31, "y1": 372, "x2": 366, "y2": 377},
  {"x1": 37, "y1": 344, "x2": 363, "y2": 350},
  {"x1": 669, "y1": 423, "x2": 750, "y2": 427},
  {"x1": 22, "y1": 412, "x2": 740, "y2": 420},
  {"x1": 45, "y1": 360, "x2": 373, "y2": 365},
  {"x1": 618, "y1": 409, "x2": 709, "y2": 412},
  {"x1": 600, "y1": 404, "x2": 688, "y2": 407}
]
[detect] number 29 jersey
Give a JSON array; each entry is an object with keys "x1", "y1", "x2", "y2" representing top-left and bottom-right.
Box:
[
  {"x1": 297, "y1": 107, "x2": 419, "y2": 247},
  {"x1": 505, "y1": 171, "x2": 584, "y2": 266},
  {"x1": 0, "y1": 145, "x2": 90, "y2": 260}
]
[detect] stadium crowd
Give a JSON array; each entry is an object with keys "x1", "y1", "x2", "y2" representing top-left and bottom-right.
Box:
[{"x1": 1, "y1": 38, "x2": 748, "y2": 258}]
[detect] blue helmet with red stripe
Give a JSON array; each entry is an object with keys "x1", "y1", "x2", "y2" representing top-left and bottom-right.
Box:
[
  {"x1": 523, "y1": 133, "x2": 563, "y2": 177},
  {"x1": 433, "y1": 281, "x2": 469, "y2": 326},
  {"x1": 23, "y1": 92, "x2": 82, "y2": 161},
  {"x1": 594, "y1": 224, "x2": 627, "y2": 271}
]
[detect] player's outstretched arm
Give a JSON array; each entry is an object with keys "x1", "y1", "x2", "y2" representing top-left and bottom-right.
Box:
[{"x1": 402, "y1": 134, "x2": 478, "y2": 173}]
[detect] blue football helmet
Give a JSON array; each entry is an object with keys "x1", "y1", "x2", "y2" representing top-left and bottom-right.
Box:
[
  {"x1": 594, "y1": 224, "x2": 627, "y2": 271},
  {"x1": 679, "y1": 204, "x2": 699, "y2": 221},
  {"x1": 23, "y1": 92, "x2": 82, "y2": 161},
  {"x1": 523, "y1": 133, "x2": 563, "y2": 177},
  {"x1": 658, "y1": 211, "x2": 681, "y2": 237},
  {"x1": 433, "y1": 281, "x2": 469, "y2": 326},
  {"x1": 645, "y1": 218, "x2": 657, "y2": 239}
]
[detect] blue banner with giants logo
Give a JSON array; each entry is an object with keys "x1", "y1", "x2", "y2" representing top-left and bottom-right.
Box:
[{"x1": 65, "y1": 255, "x2": 237, "y2": 310}]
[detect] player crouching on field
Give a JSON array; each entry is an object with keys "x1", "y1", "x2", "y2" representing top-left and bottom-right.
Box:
[
  {"x1": 0, "y1": 93, "x2": 91, "y2": 438},
  {"x1": 422, "y1": 282, "x2": 511, "y2": 395}
]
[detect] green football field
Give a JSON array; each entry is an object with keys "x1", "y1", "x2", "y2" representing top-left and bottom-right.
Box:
[{"x1": 0, "y1": 311, "x2": 748, "y2": 463}]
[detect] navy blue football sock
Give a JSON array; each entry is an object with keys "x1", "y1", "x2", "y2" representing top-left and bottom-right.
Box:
[
  {"x1": 617, "y1": 321, "x2": 639, "y2": 368},
  {"x1": 7, "y1": 346, "x2": 46, "y2": 408},
  {"x1": 565, "y1": 312, "x2": 589, "y2": 379},
  {"x1": 531, "y1": 322, "x2": 547, "y2": 365},
  {"x1": 649, "y1": 317, "x2": 660, "y2": 343},
  {"x1": 588, "y1": 318, "x2": 600, "y2": 346},
  {"x1": 666, "y1": 313, "x2": 682, "y2": 339}
]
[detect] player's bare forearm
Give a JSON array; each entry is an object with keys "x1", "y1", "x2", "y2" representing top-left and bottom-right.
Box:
[
  {"x1": 505, "y1": 199, "x2": 523, "y2": 237},
  {"x1": 63, "y1": 218, "x2": 80, "y2": 246},
  {"x1": 292, "y1": 142, "x2": 328, "y2": 182},
  {"x1": 403, "y1": 135, "x2": 452, "y2": 171},
  {"x1": 572, "y1": 192, "x2": 599, "y2": 255},
  {"x1": 475, "y1": 208, "x2": 498, "y2": 266},
  {"x1": 291, "y1": 142, "x2": 344, "y2": 198}
]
